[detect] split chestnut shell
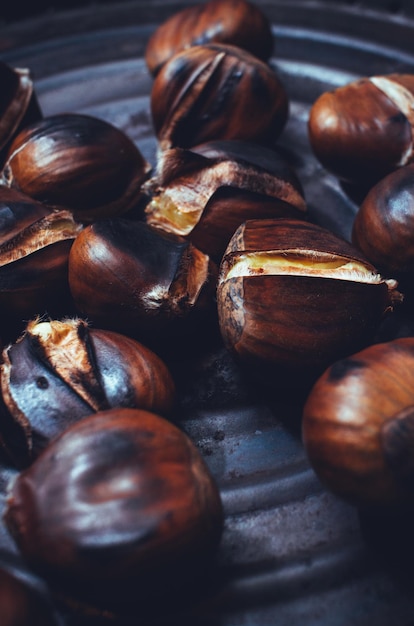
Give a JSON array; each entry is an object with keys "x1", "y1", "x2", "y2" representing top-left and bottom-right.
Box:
[
  {"x1": 217, "y1": 218, "x2": 400, "y2": 386},
  {"x1": 4, "y1": 408, "x2": 223, "y2": 615},
  {"x1": 303, "y1": 337, "x2": 414, "y2": 506},
  {"x1": 0, "y1": 317, "x2": 175, "y2": 467},
  {"x1": 145, "y1": 0, "x2": 274, "y2": 76},
  {"x1": 308, "y1": 74, "x2": 414, "y2": 185}
]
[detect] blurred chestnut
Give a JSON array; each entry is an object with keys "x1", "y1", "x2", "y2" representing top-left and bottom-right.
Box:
[
  {"x1": 68, "y1": 218, "x2": 218, "y2": 343},
  {"x1": 308, "y1": 74, "x2": 414, "y2": 186},
  {"x1": 0, "y1": 317, "x2": 175, "y2": 467},
  {"x1": 0, "y1": 558, "x2": 60, "y2": 626},
  {"x1": 217, "y1": 218, "x2": 401, "y2": 387},
  {"x1": 144, "y1": 139, "x2": 307, "y2": 262},
  {"x1": 352, "y1": 164, "x2": 414, "y2": 296},
  {"x1": 0, "y1": 61, "x2": 42, "y2": 167},
  {"x1": 4, "y1": 408, "x2": 223, "y2": 615},
  {"x1": 303, "y1": 337, "x2": 414, "y2": 506},
  {"x1": 0, "y1": 187, "x2": 83, "y2": 336},
  {"x1": 1, "y1": 113, "x2": 151, "y2": 222},
  {"x1": 151, "y1": 43, "x2": 288, "y2": 151},
  {"x1": 145, "y1": 0, "x2": 274, "y2": 76}
]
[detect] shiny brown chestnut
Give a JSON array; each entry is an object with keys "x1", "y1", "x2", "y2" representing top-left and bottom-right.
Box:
[
  {"x1": 4, "y1": 408, "x2": 223, "y2": 615},
  {"x1": 1, "y1": 113, "x2": 151, "y2": 222},
  {"x1": 308, "y1": 74, "x2": 414, "y2": 185},
  {"x1": 0, "y1": 317, "x2": 175, "y2": 467},
  {"x1": 68, "y1": 218, "x2": 218, "y2": 343},
  {"x1": 0, "y1": 187, "x2": 83, "y2": 335},
  {"x1": 150, "y1": 43, "x2": 288, "y2": 151},
  {"x1": 352, "y1": 164, "x2": 414, "y2": 295},
  {"x1": 0, "y1": 61, "x2": 42, "y2": 167},
  {"x1": 217, "y1": 218, "x2": 401, "y2": 387},
  {"x1": 144, "y1": 139, "x2": 307, "y2": 262},
  {"x1": 302, "y1": 337, "x2": 414, "y2": 506},
  {"x1": 145, "y1": 0, "x2": 274, "y2": 76}
]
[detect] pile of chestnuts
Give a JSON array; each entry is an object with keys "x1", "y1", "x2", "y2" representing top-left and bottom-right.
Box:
[{"x1": 2, "y1": 0, "x2": 414, "y2": 622}]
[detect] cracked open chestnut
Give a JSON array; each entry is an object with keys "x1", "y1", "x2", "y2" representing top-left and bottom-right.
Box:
[
  {"x1": 217, "y1": 218, "x2": 401, "y2": 387},
  {"x1": 0, "y1": 317, "x2": 175, "y2": 467},
  {"x1": 144, "y1": 139, "x2": 307, "y2": 262},
  {"x1": 0, "y1": 187, "x2": 83, "y2": 336},
  {"x1": 145, "y1": 0, "x2": 274, "y2": 76},
  {"x1": 0, "y1": 61, "x2": 42, "y2": 167},
  {"x1": 352, "y1": 163, "x2": 414, "y2": 297},
  {"x1": 308, "y1": 74, "x2": 414, "y2": 185},
  {"x1": 4, "y1": 408, "x2": 223, "y2": 616},
  {"x1": 1, "y1": 113, "x2": 151, "y2": 222},
  {"x1": 68, "y1": 218, "x2": 218, "y2": 343},
  {"x1": 303, "y1": 337, "x2": 414, "y2": 506},
  {"x1": 150, "y1": 43, "x2": 288, "y2": 152}
]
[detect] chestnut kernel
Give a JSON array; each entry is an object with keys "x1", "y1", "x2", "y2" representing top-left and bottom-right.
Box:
[
  {"x1": 1, "y1": 113, "x2": 151, "y2": 222},
  {"x1": 145, "y1": 0, "x2": 274, "y2": 76},
  {"x1": 217, "y1": 218, "x2": 401, "y2": 386},
  {"x1": 144, "y1": 139, "x2": 307, "y2": 262},
  {"x1": 308, "y1": 74, "x2": 414, "y2": 185},
  {"x1": 352, "y1": 163, "x2": 414, "y2": 295},
  {"x1": 68, "y1": 218, "x2": 218, "y2": 341},
  {"x1": 150, "y1": 43, "x2": 289, "y2": 151},
  {"x1": 0, "y1": 317, "x2": 175, "y2": 466},
  {"x1": 4, "y1": 408, "x2": 223, "y2": 614},
  {"x1": 302, "y1": 338, "x2": 414, "y2": 506}
]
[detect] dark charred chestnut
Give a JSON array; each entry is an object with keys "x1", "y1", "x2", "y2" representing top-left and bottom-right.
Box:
[
  {"x1": 4, "y1": 408, "x2": 223, "y2": 615},
  {"x1": 217, "y1": 218, "x2": 401, "y2": 387},
  {"x1": 302, "y1": 337, "x2": 414, "y2": 506},
  {"x1": 352, "y1": 164, "x2": 414, "y2": 296},
  {"x1": 145, "y1": 0, "x2": 274, "y2": 76},
  {"x1": 0, "y1": 187, "x2": 83, "y2": 335},
  {"x1": 144, "y1": 139, "x2": 307, "y2": 262},
  {"x1": 0, "y1": 317, "x2": 175, "y2": 467},
  {"x1": 68, "y1": 218, "x2": 218, "y2": 343},
  {"x1": 0, "y1": 61, "x2": 42, "y2": 167},
  {"x1": 308, "y1": 74, "x2": 414, "y2": 185},
  {"x1": 1, "y1": 113, "x2": 151, "y2": 222},
  {"x1": 150, "y1": 43, "x2": 288, "y2": 152}
]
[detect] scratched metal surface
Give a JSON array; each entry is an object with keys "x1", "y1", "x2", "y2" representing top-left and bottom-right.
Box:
[{"x1": 2, "y1": 2, "x2": 414, "y2": 625}]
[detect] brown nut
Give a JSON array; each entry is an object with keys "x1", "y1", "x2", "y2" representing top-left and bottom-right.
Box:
[
  {"x1": 68, "y1": 218, "x2": 218, "y2": 343},
  {"x1": 144, "y1": 139, "x2": 307, "y2": 262},
  {"x1": 4, "y1": 408, "x2": 223, "y2": 615},
  {"x1": 1, "y1": 113, "x2": 151, "y2": 222},
  {"x1": 0, "y1": 187, "x2": 83, "y2": 334},
  {"x1": 308, "y1": 74, "x2": 414, "y2": 185},
  {"x1": 150, "y1": 43, "x2": 288, "y2": 151},
  {"x1": 352, "y1": 164, "x2": 414, "y2": 295},
  {"x1": 0, "y1": 61, "x2": 42, "y2": 167},
  {"x1": 145, "y1": 0, "x2": 274, "y2": 76},
  {"x1": 217, "y1": 218, "x2": 401, "y2": 387},
  {"x1": 0, "y1": 317, "x2": 175, "y2": 467},
  {"x1": 302, "y1": 337, "x2": 414, "y2": 506}
]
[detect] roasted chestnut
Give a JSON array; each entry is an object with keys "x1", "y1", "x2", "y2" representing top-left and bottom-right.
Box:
[
  {"x1": 352, "y1": 164, "x2": 414, "y2": 296},
  {"x1": 0, "y1": 187, "x2": 83, "y2": 335},
  {"x1": 217, "y1": 218, "x2": 401, "y2": 387},
  {"x1": 0, "y1": 61, "x2": 42, "y2": 167},
  {"x1": 308, "y1": 74, "x2": 414, "y2": 185},
  {"x1": 1, "y1": 113, "x2": 151, "y2": 222},
  {"x1": 68, "y1": 218, "x2": 218, "y2": 343},
  {"x1": 303, "y1": 337, "x2": 414, "y2": 506},
  {"x1": 144, "y1": 140, "x2": 307, "y2": 262},
  {"x1": 4, "y1": 408, "x2": 223, "y2": 615},
  {"x1": 150, "y1": 43, "x2": 288, "y2": 151},
  {"x1": 0, "y1": 317, "x2": 175, "y2": 467},
  {"x1": 145, "y1": 0, "x2": 274, "y2": 76}
]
